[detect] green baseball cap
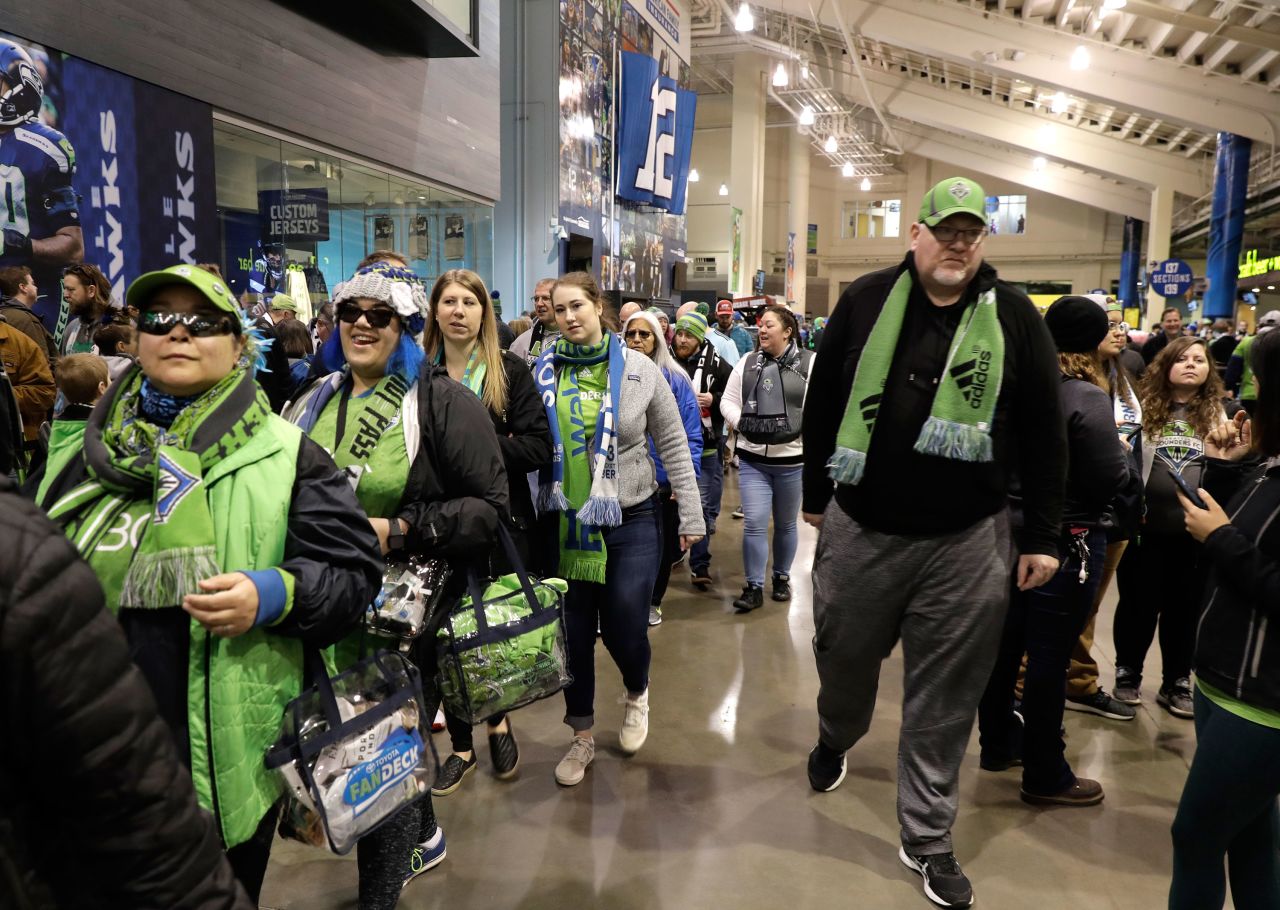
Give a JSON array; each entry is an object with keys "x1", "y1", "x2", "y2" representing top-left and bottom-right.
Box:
[
  {"x1": 126, "y1": 264, "x2": 239, "y2": 316},
  {"x1": 269, "y1": 293, "x2": 298, "y2": 313},
  {"x1": 918, "y1": 177, "x2": 987, "y2": 227}
]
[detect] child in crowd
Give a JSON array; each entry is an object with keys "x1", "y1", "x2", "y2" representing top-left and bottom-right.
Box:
[{"x1": 54, "y1": 353, "x2": 109, "y2": 421}]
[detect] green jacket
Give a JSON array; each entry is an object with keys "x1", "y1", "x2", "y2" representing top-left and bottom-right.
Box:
[{"x1": 41, "y1": 415, "x2": 308, "y2": 847}]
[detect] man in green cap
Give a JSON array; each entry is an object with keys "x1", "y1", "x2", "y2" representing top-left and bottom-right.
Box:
[
  {"x1": 268, "y1": 292, "x2": 298, "y2": 325},
  {"x1": 799, "y1": 176, "x2": 1066, "y2": 908}
]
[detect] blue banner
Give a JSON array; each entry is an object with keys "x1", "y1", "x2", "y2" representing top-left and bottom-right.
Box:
[
  {"x1": 616, "y1": 50, "x2": 696, "y2": 214},
  {"x1": 259, "y1": 187, "x2": 330, "y2": 242},
  {"x1": 49, "y1": 51, "x2": 217, "y2": 331}
]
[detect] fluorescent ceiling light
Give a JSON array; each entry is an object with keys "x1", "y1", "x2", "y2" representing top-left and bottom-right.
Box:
[
  {"x1": 734, "y1": 3, "x2": 754, "y2": 32},
  {"x1": 841, "y1": 162, "x2": 854, "y2": 178},
  {"x1": 1033, "y1": 156, "x2": 1047, "y2": 171},
  {"x1": 824, "y1": 134, "x2": 838, "y2": 153},
  {"x1": 860, "y1": 177, "x2": 871, "y2": 191},
  {"x1": 688, "y1": 168, "x2": 700, "y2": 182},
  {"x1": 1050, "y1": 91, "x2": 1070, "y2": 114},
  {"x1": 772, "y1": 63, "x2": 789, "y2": 87},
  {"x1": 1070, "y1": 45, "x2": 1090, "y2": 70},
  {"x1": 718, "y1": 183, "x2": 729, "y2": 196},
  {"x1": 798, "y1": 105, "x2": 815, "y2": 126}
]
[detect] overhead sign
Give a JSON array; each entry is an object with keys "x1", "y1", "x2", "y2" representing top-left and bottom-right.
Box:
[
  {"x1": 1153, "y1": 258, "x2": 1194, "y2": 298},
  {"x1": 259, "y1": 188, "x2": 330, "y2": 242},
  {"x1": 616, "y1": 51, "x2": 696, "y2": 215},
  {"x1": 633, "y1": 0, "x2": 691, "y2": 63},
  {"x1": 1240, "y1": 248, "x2": 1279, "y2": 280}
]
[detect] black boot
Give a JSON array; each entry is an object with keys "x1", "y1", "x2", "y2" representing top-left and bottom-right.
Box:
[
  {"x1": 733, "y1": 584, "x2": 764, "y2": 613},
  {"x1": 771, "y1": 574, "x2": 792, "y2": 602}
]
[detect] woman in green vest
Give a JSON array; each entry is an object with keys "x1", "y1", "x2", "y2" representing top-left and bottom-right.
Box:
[
  {"x1": 30, "y1": 264, "x2": 384, "y2": 902},
  {"x1": 286, "y1": 263, "x2": 509, "y2": 905}
]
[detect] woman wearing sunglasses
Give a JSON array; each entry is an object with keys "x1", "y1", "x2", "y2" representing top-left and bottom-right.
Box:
[
  {"x1": 30, "y1": 264, "x2": 384, "y2": 902},
  {"x1": 536, "y1": 271, "x2": 703, "y2": 787},
  {"x1": 622, "y1": 309, "x2": 703, "y2": 626},
  {"x1": 421, "y1": 268, "x2": 552, "y2": 796},
  {"x1": 285, "y1": 263, "x2": 509, "y2": 906}
]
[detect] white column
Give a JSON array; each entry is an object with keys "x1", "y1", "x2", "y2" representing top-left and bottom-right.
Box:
[
  {"x1": 730, "y1": 52, "x2": 766, "y2": 295},
  {"x1": 787, "y1": 127, "x2": 810, "y2": 312},
  {"x1": 1145, "y1": 184, "x2": 1174, "y2": 329}
]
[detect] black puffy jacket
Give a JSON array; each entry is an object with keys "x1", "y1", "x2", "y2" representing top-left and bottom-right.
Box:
[
  {"x1": 0, "y1": 480, "x2": 253, "y2": 910},
  {"x1": 490, "y1": 351, "x2": 552, "y2": 531},
  {"x1": 1196, "y1": 458, "x2": 1280, "y2": 711}
]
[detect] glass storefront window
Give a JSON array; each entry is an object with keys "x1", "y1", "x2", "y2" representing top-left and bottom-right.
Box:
[
  {"x1": 212, "y1": 119, "x2": 494, "y2": 318},
  {"x1": 840, "y1": 200, "x2": 901, "y2": 239}
]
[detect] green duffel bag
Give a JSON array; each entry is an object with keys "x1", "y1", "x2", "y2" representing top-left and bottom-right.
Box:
[{"x1": 436, "y1": 525, "x2": 571, "y2": 724}]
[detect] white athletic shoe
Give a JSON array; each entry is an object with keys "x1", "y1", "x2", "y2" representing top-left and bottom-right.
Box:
[{"x1": 619, "y1": 689, "x2": 650, "y2": 754}]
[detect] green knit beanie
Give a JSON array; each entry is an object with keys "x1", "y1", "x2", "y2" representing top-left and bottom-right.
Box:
[{"x1": 675, "y1": 311, "x2": 709, "y2": 343}]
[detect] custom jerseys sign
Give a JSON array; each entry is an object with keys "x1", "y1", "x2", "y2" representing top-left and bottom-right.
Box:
[{"x1": 616, "y1": 50, "x2": 695, "y2": 215}]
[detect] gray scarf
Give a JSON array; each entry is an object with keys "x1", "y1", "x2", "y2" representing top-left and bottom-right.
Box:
[{"x1": 738, "y1": 341, "x2": 805, "y2": 442}]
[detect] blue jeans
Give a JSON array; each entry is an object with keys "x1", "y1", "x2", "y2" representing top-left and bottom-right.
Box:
[
  {"x1": 738, "y1": 460, "x2": 802, "y2": 587},
  {"x1": 978, "y1": 526, "x2": 1105, "y2": 793},
  {"x1": 562, "y1": 497, "x2": 661, "y2": 731},
  {"x1": 689, "y1": 450, "x2": 723, "y2": 574},
  {"x1": 1170, "y1": 687, "x2": 1280, "y2": 909}
]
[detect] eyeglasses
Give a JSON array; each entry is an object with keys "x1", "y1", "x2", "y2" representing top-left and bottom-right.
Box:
[
  {"x1": 926, "y1": 223, "x2": 988, "y2": 245},
  {"x1": 1111, "y1": 322, "x2": 1131, "y2": 334},
  {"x1": 336, "y1": 303, "x2": 398, "y2": 329},
  {"x1": 625, "y1": 329, "x2": 654, "y2": 340},
  {"x1": 531, "y1": 294, "x2": 552, "y2": 303},
  {"x1": 138, "y1": 310, "x2": 238, "y2": 337}
]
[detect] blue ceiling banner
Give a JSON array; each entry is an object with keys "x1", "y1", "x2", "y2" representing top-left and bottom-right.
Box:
[{"x1": 616, "y1": 50, "x2": 696, "y2": 215}]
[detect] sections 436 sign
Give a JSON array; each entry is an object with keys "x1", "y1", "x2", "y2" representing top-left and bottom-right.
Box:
[{"x1": 617, "y1": 51, "x2": 696, "y2": 215}]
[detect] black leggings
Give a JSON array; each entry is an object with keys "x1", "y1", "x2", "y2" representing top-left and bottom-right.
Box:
[
  {"x1": 225, "y1": 803, "x2": 280, "y2": 903},
  {"x1": 1170, "y1": 687, "x2": 1280, "y2": 909},
  {"x1": 1112, "y1": 531, "x2": 1201, "y2": 686},
  {"x1": 355, "y1": 796, "x2": 437, "y2": 910},
  {"x1": 650, "y1": 484, "x2": 682, "y2": 608},
  {"x1": 444, "y1": 708, "x2": 506, "y2": 754}
]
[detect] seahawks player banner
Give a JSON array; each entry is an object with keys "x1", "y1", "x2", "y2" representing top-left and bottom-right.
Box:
[
  {"x1": 0, "y1": 34, "x2": 216, "y2": 334},
  {"x1": 615, "y1": 50, "x2": 695, "y2": 215}
]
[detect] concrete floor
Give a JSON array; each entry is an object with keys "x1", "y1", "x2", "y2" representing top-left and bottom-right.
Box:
[{"x1": 262, "y1": 475, "x2": 1204, "y2": 909}]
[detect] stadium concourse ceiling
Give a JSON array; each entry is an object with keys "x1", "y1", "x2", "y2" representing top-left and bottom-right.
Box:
[{"x1": 688, "y1": 0, "x2": 1280, "y2": 223}]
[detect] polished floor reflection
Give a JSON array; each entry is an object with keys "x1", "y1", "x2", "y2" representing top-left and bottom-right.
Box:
[{"x1": 262, "y1": 477, "x2": 1201, "y2": 909}]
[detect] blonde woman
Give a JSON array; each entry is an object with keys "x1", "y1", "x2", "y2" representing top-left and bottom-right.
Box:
[{"x1": 423, "y1": 269, "x2": 553, "y2": 794}]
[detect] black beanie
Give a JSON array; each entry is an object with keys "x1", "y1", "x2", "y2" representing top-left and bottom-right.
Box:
[{"x1": 1044, "y1": 296, "x2": 1110, "y2": 354}]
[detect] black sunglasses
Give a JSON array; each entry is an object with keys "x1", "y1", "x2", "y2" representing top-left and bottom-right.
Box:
[
  {"x1": 625, "y1": 328, "x2": 654, "y2": 339},
  {"x1": 138, "y1": 310, "x2": 238, "y2": 337},
  {"x1": 337, "y1": 303, "x2": 398, "y2": 329}
]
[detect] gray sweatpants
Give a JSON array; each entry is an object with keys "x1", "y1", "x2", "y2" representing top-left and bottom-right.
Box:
[{"x1": 812, "y1": 503, "x2": 1014, "y2": 855}]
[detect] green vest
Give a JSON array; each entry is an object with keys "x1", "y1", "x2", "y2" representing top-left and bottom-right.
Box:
[
  {"x1": 41, "y1": 414, "x2": 305, "y2": 848},
  {"x1": 1237, "y1": 334, "x2": 1259, "y2": 402}
]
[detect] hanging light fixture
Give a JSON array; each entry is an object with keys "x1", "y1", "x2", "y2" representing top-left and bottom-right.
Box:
[
  {"x1": 841, "y1": 162, "x2": 854, "y2": 178},
  {"x1": 772, "y1": 62, "x2": 789, "y2": 87},
  {"x1": 734, "y1": 3, "x2": 754, "y2": 32},
  {"x1": 1033, "y1": 156, "x2": 1047, "y2": 172},
  {"x1": 1070, "y1": 45, "x2": 1090, "y2": 70},
  {"x1": 688, "y1": 168, "x2": 700, "y2": 183},
  {"x1": 798, "y1": 105, "x2": 815, "y2": 126},
  {"x1": 1050, "y1": 91, "x2": 1069, "y2": 114},
  {"x1": 800, "y1": 59, "x2": 810, "y2": 80},
  {"x1": 823, "y1": 134, "x2": 838, "y2": 153},
  {"x1": 859, "y1": 177, "x2": 871, "y2": 192},
  {"x1": 718, "y1": 183, "x2": 729, "y2": 196}
]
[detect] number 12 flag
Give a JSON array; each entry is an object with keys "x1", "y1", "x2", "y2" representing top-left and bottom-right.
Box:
[{"x1": 616, "y1": 51, "x2": 697, "y2": 215}]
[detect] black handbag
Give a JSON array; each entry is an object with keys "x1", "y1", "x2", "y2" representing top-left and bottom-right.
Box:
[
  {"x1": 435, "y1": 523, "x2": 571, "y2": 725},
  {"x1": 264, "y1": 649, "x2": 437, "y2": 854}
]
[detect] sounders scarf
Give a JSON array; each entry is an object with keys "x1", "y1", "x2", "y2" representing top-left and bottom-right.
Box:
[
  {"x1": 738, "y1": 340, "x2": 804, "y2": 437},
  {"x1": 47, "y1": 366, "x2": 271, "y2": 609},
  {"x1": 830, "y1": 269, "x2": 1004, "y2": 485},
  {"x1": 533, "y1": 335, "x2": 626, "y2": 583}
]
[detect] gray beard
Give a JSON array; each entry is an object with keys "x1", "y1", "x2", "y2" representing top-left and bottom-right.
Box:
[{"x1": 931, "y1": 267, "x2": 969, "y2": 288}]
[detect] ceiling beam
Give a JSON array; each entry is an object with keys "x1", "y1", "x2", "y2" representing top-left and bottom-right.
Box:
[
  {"x1": 1203, "y1": 10, "x2": 1274, "y2": 73},
  {"x1": 892, "y1": 126, "x2": 1152, "y2": 219},
  {"x1": 1125, "y1": 0, "x2": 1280, "y2": 55},
  {"x1": 837, "y1": 63, "x2": 1208, "y2": 195},
  {"x1": 1240, "y1": 49, "x2": 1279, "y2": 84},
  {"x1": 758, "y1": 0, "x2": 1278, "y2": 142},
  {"x1": 1107, "y1": 12, "x2": 1138, "y2": 46},
  {"x1": 1184, "y1": 134, "x2": 1214, "y2": 157},
  {"x1": 1138, "y1": 118, "x2": 1164, "y2": 146}
]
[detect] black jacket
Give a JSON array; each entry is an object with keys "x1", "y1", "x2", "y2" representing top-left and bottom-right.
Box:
[
  {"x1": 1141, "y1": 330, "x2": 1175, "y2": 366},
  {"x1": 396, "y1": 364, "x2": 511, "y2": 562},
  {"x1": 801, "y1": 254, "x2": 1066, "y2": 556},
  {"x1": 677, "y1": 340, "x2": 734, "y2": 450},
  {"x1": 253, "y1": 315, "x2": 296, "y2": 413},
  {"x1": 0, "y1": 480, "x2": 252, "y2": 910},
  {"x1": 489, "y1": 352, "x2": 552, "y2": 529},
  {"x1": 1195, "y1": 457, "x2": 1280, "y2": 712}
]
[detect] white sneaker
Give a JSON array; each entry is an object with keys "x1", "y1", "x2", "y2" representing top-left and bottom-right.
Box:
[
  {"x1": 555, "y1": 736, "x2": 595, "y2": 786},
  {"x1": 619, "y1": 689, "x2": 650, "y2": 754}
]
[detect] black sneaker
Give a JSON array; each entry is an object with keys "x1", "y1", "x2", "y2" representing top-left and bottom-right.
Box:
[
  {"x1": 431, "y1": 753, "x2": 477, "y2": 796},
  {"x1": 807, "y1": 741, "x2": 847, "y2": 792},
  {"x1": 488, "y1": 722, "x2": 520, "y2": 780},
  {"x1": 898, "y1": 848, "x2": 975, "y2": 908},
  {"x1": 1157, "y1": 678, "x2": 1195, "y2": 719},
  {"x1": 771, "y1": 574, "x2": 792, "y2": 602},
  {"x1": 732, "y1": 584, "x2": 764, "y2": 612},
  {"x1": 1113, "y1": 667, "x2": 1142, "y2": 705},
  {"x1": 1065, "y1": 688, "x2": 1137, "y2": 721},
  {"x1": 690, "y1": 568, "x2": 712, "y2": 589}
]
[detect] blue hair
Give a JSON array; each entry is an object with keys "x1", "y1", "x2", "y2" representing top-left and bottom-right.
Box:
[{"x1": 319, "y1": 326, "x2": 424, "y2": 386}]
